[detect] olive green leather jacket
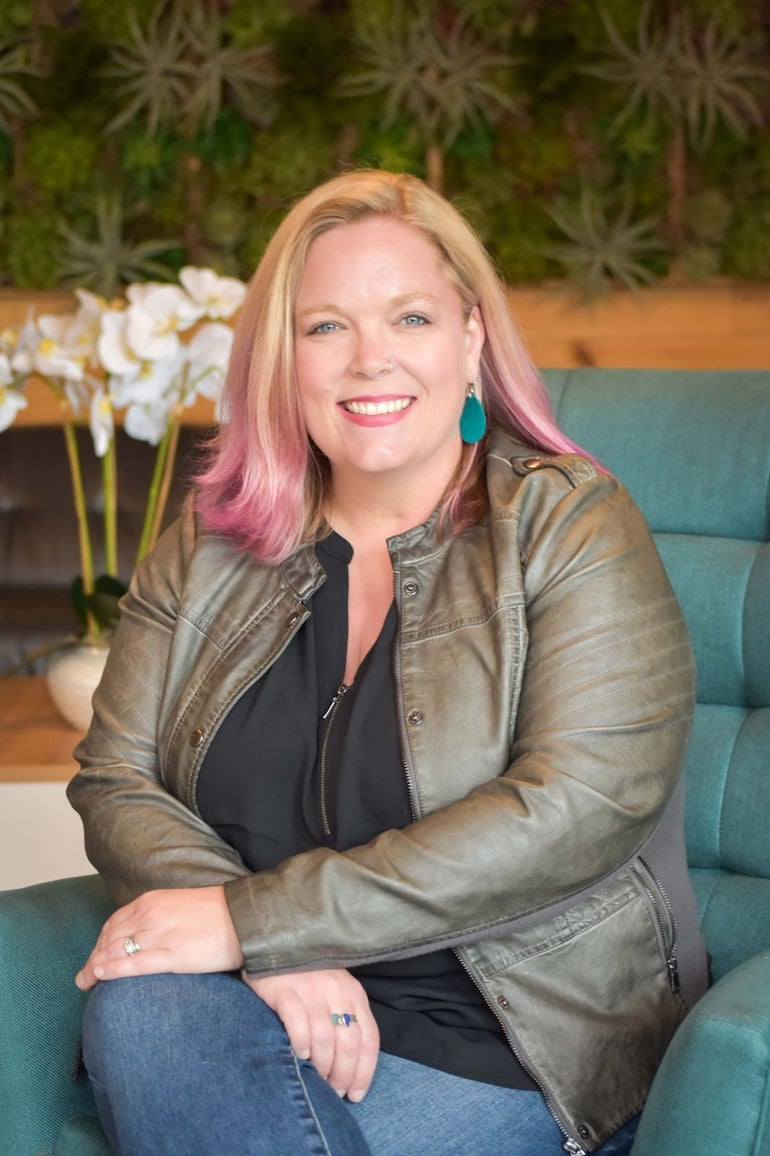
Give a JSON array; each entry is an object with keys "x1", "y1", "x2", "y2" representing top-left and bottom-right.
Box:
[{"x1": 68, "y1": 428, "x2": 708, "y2": 1153}]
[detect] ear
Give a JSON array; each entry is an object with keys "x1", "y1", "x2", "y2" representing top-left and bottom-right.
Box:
[{"x1": 464, "y1": 305, "x2": 485, "y2": 382}]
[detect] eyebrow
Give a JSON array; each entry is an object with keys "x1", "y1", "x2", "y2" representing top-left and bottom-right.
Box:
[{"x1": 295, "y1": 292, "x2": 441, "y2": 320}]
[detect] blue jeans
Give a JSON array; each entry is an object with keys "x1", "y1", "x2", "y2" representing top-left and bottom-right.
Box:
[{"x1": 82, "y1": 973, "x2": 639, "y2": 1155}]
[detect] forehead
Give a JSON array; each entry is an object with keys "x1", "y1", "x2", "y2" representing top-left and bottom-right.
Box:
[{"x1": 298, "y1": 215, "x2": 450, "y2": 290}]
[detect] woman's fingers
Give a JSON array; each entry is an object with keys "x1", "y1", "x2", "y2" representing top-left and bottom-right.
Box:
[
  {"x1": 338, "y1": 1013, "x2": 380, "y2": 1103},
  {"x1": 75, "y1": 886, "x2": 244, "y2": 990},
  {"x1": 243, "y1": 968, "x2": 380, "y2": 1100}
]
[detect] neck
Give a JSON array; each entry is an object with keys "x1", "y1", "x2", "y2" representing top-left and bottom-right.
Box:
[{"x1": 327, "y1": 468, "x2": 448, "y2": 545}]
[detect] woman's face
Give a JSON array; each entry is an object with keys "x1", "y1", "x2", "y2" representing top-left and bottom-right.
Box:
[{"x1": 293, "y1": 215, "x2": 484, "y2": 497}]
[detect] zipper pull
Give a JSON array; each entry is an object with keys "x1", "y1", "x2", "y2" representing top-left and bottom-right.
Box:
[
  {"x1": 322, "y1": 683, "x2": 348, "y2": 719},
  {"x1": 667, "y1": 954, "x2": 681, "y2": 995},
  {"x1": 564, "y1": 1141, "x2": 587, "y2": 1155}
]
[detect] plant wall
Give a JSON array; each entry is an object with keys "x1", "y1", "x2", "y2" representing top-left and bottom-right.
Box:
[{"x1": 1, "y1": 0, "x2": 768, "y2": 298}]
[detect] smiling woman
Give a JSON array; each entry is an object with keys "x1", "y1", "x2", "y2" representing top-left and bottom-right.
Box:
[{"x1": 67, "y1": 170, "x2": 707, "y2": 1156}]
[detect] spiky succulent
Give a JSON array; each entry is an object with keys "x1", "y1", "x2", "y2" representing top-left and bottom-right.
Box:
[
  {"x1": 588, "y1": 2, "x2": 768, "y2": 147},
  {"x1": 182, "y1": 0, "x2": 279, "y2": 130},
  {"x1": 102, "y1": 0, "x2": 191, "y2": 135},
  {"x1": 341, "y1": 1, "x2": 520, "y2": 150},
  {"x1": 544, "y1": 187, "x2": 664, "y2": 299},
  {"x1": 676, "y1": 8, "x2": 767, "y2": 146},
  {"x1": 0, "y1": 38, "x2": 42, "y2": 132},
  {"x1": 102, "y1": 0, "x2": 278, "y2": 138},
  {"x1": 58, "y1": 196, "x2": 178, "y2": 296}
]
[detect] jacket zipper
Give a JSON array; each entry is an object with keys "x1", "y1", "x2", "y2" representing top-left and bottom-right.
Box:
[
  {"x1": 630, "y1": 857, "x2": 680, "y2": 996},
  {"x1": 392, "y1": 558, "x2": 584, "y2": 1151},
  {"x1": 453, "y1": 946, "x2": 586, "y2": 1154},
  {"x1": 318, "y1": 683, "x2": 349, "y2": 840}
]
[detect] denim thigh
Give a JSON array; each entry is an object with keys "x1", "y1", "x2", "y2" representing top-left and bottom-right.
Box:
[{"x1": 82, "y1": 972, "x2": 639, "y2": 1156}]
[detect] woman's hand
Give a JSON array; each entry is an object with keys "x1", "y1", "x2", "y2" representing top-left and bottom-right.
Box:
[
  {"x1": 75, "y1": 886, "x2": 243, "y2": 991},
  {"x1": 242, "y1": 968, "x2": 380, "y2": 1102}
]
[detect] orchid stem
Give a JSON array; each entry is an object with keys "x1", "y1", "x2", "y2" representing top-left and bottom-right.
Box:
[
  {"x1": 136, "y1": 415, "x2": 181, "y2": 564},
  {"x1": 103, "y1": 432, "x2": 118, "y2": 579},
  {"x1": 61, "y1": 417, "x2": 99, "y2": 640}
]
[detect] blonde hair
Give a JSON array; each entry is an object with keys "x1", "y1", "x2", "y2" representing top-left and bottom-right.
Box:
[{"x1": 196, "y1": 170, "x2": 586, "y2": 562}]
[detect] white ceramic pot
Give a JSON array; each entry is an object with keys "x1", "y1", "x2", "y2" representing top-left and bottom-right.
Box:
[{"x1": 46, "y1": 642, "x2": 110, "y2": 732}]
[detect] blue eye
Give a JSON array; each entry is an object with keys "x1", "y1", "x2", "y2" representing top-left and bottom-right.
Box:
[
  {"x1": 401, "y1": 313, "x2": 428, "y2": 326},
  {"x1": 309, "y1": 321, "x2": 339, "y2": 334}
]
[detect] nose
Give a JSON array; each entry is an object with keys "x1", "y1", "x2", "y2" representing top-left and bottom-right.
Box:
[
  {"x1": 352, "y1": 356, "x2": 394, "y2": 379},
  {"x1": 350, "y1": 334, "x2": 394, "y2": 379}
]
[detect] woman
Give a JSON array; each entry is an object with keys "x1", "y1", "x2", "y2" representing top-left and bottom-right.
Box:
[{"x1": 68, "y1": 170, "x2": 708, "y2": 1156}]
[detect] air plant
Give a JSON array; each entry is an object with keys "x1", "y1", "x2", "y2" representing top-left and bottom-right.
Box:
[
  {"x1": 342, "y1": 1, "x2": 520, "y2": 191},
  {"x1": 0, "y1": 37, "x2": 42, "y2": 133},
  {"x1": 102, "y1": 1, "x2": 191, "y2": 136},
  {"x1": 181, "y1": 0, "x2": 279, "y2": 131},
  {"x1": 102, "y1": 0, "x2": 279, "y2": 265},
  {"x1": 58, "y1": 196, "x2": 178, "y2": 298},
  {"x1": 588, "y1": 2, "x2": 768, "y2": 254},
  {"x1": 543, "y1": 186, "x2": 664, "y2": 300}
]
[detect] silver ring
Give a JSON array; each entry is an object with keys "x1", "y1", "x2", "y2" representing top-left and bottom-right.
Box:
[
  {"x1": 124, "y1": 934, "x2": 142, "y2": 957},
  {"x1": 330, "y1": 1013, "x2": 357, "y2": 1027}
]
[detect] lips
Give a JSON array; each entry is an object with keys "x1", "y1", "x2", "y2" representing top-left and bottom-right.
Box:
[{"x1": 341, "y1": 397, "x2": 413, "y2": 416}]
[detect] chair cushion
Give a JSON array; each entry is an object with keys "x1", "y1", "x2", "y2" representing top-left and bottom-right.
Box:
[
  {"x1": 542, "y1": 368, "x2": 770, "y2": 541},
  {"x1": 0, "y1": 875, "x2": 113, "y2": 1154},
  {"x1": 691, "y1": 869, "x2": 770, "y2": 982},
  {"x1": 630, "y1": 951, "x2": 770, "y2": 1155}
]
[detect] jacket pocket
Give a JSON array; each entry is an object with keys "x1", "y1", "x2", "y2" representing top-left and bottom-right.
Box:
[
  {"x1": 463, "y1": 870, "x2": 688, "y2": 1148},
  {"x1": 629, "y1": 855, "x2": 682, "y2": 1001}
]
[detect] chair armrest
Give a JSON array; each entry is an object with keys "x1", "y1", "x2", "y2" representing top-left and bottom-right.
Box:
[
  {"x1": 632, "y1": 950, "x2": 770, "y2": 1155},
  {"x1": 0, "y1": 874, "x2": 114, "y2": 1154}
]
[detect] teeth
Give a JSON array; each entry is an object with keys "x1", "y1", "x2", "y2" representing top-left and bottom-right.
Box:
[{"x1": 344, "y1": 398, "x2": 412, "y2": 415}]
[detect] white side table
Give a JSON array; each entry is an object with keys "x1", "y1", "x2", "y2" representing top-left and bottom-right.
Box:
[{"x1": 0, "y1": 678, "x2": 92, "y2": 890}]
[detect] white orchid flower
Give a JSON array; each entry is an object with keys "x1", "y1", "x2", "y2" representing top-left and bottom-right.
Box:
[
  {"x1": 185, "y1": 322, "x2": 234, "y2": 401},
  {"x1": 89, "y1": 383, "x2": 114, "y2": 458},
  {"x1": 124, "y1": 398, "x2": 176, "y2": 446},
  {"x1": 63, "y1": 379, "x2": 90, "y2": 415},
  {"x1": 98, "y1": 310, "x2": 143, "y2": 379},
  {"x1": 0, "y1": 386, "x2": 27, "y2": 431},
  {"x1": 112, "y1": 348, "x2": 184, "y2": 409},
  {"x1": 75, "y1": 288, "x2": 111, "y2": 316},
  {"x1": 125, "y1": 285, "x2": 202, "y2": 360},
  {"x1": 180, "y1": 266, "x2": 247, "y2": 321},
  {"x1": 6, "y1": 316, "x2": 40, "y2": 376},
  {"x1": 0, "y1": 351, "x2": 12, "y2": 386},
  {"x1": 0, "y1": 355, "x2": 28, "y2": 431},
  {"x1": 71, "y1": 289, "x2": 112, "y2": 367},
  {"x1": 30, "y1": 314, "x2": 87, "y2": 383}
]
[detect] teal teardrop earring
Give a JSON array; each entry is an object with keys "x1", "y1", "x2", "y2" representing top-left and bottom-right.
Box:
[{"x1": 459, "y1": 383, "x2": 487, "y2": 444}]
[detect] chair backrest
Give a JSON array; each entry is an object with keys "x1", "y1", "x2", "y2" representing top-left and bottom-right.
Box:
[{"x1": 543, "y1": 368, "x2": 770, "y2": 982}]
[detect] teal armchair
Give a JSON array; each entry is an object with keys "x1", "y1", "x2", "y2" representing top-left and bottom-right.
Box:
[{"x1": 1, "y1": 369, "x2": 769, "y2": 1156}]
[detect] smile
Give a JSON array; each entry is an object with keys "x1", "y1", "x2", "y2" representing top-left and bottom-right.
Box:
[{"x1": 342, "y1": 398, "x2": 413, "y2": 416}]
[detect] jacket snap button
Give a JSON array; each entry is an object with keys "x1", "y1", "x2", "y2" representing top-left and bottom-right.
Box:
[
  {"x1": 407, "y1": 710, "x2": 423, "y2": 726},
  {"x1": 287, "y1": 612, "x2": 301, "y2": 628},
  {"x1": 403, "y1": 580, "x2": 418, "y2": 596},
  {"x1": 497, "y1": 995, "x2": 510, "y2": 1010},
  {"x1": 520, "y1": 457, "x2": 541, "y2": 470},
  {"x1": 578, "y1": 1126, "x2": 590, "y2": 1140},
  {"x1": 189, "y1": 728, "x2": 204, "y2": 748}
]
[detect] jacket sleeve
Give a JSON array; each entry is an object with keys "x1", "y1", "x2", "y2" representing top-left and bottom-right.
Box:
[
  {"x1": 67, "y1": 503, "x2": 252, "y2": 902},
  {"x1": 224, "y1": 466, "x2": 695, "y2": 976}
]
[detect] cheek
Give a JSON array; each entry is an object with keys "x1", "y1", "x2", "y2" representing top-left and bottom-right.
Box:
[{"x1": 294, "y1": 345, "x2": 340, "y2": 403}]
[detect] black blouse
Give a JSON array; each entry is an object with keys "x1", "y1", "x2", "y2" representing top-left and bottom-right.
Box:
[{"x1": 196, "y1": 532, "x2": 534, "y2": 1090}]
